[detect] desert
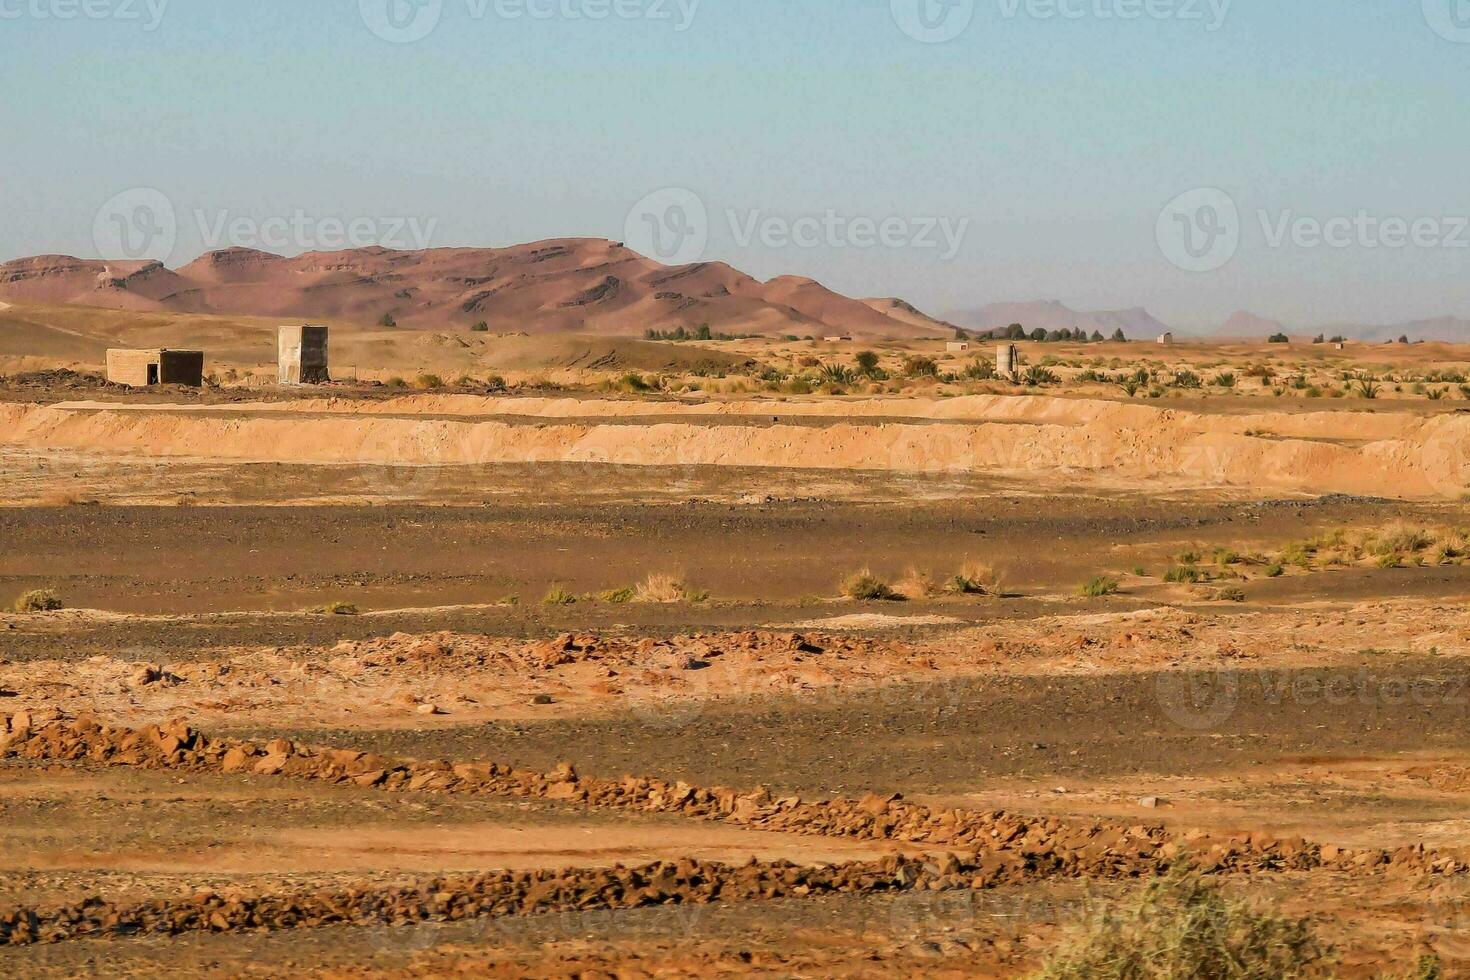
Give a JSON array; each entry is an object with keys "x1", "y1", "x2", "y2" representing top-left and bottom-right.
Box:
[
  {"x1": 7, "y1": 4, "x2": 1470, "y2": 976},
  {"x1": 4, "y1": 287, "x2": 1470, "y2": 976}
]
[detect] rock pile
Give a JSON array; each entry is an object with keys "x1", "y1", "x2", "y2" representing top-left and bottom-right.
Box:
[
  {"x1": 336, "y1": 630, "x2": 876, "y2": 673},
  {"x1": 0, "y1": 853, "x2": 1034, "y2": 947},
  {"x1": 1, "y1": 710, "x2": 1461, "y2": 896}
]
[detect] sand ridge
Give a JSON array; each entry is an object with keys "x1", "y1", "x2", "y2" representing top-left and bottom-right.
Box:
[{"x1": 3, "y1": 394, "x2": 1467, "y2": 497}]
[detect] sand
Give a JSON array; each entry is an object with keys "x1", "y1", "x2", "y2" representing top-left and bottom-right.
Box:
[{"x1": 3, "y1": 393, "x2": 1466, "y2": 498}]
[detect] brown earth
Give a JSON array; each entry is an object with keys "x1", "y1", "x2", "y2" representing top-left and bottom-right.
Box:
[{"x1": 7, "y1": 343, "x2": 1470, "y2": 976}]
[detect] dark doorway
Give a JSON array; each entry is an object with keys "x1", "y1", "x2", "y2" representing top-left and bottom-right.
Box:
[{"x1": 146, "y1": 364, "x2": 159, "y2": 385}]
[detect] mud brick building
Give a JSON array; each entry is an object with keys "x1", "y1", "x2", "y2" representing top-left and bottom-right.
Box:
[
  {"x1": 996, "y1": 343, "x2": 1019, "y2": 379},
  {"x1": 278, "y1": 325, "x2": 330, "y2": 385},
  {"x1": 105, "y1": 348, "x2": 204, "y2": 387}
]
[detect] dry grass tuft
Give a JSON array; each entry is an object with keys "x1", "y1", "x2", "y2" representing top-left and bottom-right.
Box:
[
  {"x1": 1033, "y1": 865, "x2": 1332, "y2": 979},
  {"x1": 840, "y1": 569, "x2": 899, "y2": 601},
  {"x1": 893, "y1": 567, "x2": 943, "y2": 600},
  {"x1": 949, "y1": 559, "x2": 1004, "y2": 596},
  {"x1": 634, "y1": 574, "x2": 708, "y2": 604},
  {"x1": 13, "y1": 589, "x2": 64, "y2": 614}
]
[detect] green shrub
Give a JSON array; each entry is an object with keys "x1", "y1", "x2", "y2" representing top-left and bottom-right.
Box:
[
  {"x1": 1033, "y1": 865, "x2": 1332, "y2": 979},
  {"x1": 1164, "y1": 565, "x2": 1204, "y2": 584},
  {"x1": 542, "y1": 584, "x2": 577, "y2": 606},
  {"x1": 1214, "y1": 586, "x2": 1247, "y2": 602},
  {"x1": 1264, "y1": 563, "x2": 1285, "y2": 578},
  {"x1": 1079, "y1": 575, "x2": 1120, "y2": 597},
  {"x1": 599, "y1": 587, "x2": 636, "y2": 604},
  {"x1": 902, "y1": 356, "x2": 940, "y2": 378},
  {"x1": 616, "y1": 373, "x2": 653, "y2": 393},
  {"x1": 13, "y1": 589, "x2": 63, "y2": 613},
  {"x1": 817, "y1": 363, "x2": 856, "y2": 385},
  {"x1": 963, "y1": 359, "x2": 997, "y2": 381}
]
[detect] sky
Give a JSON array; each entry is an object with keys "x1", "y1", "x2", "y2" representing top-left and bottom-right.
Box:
[{"x1": 1, "y1": 0, "x2": 1467, "y2": 330}]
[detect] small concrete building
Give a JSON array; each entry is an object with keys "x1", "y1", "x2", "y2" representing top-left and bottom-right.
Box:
[
  {"x1": 1157, "y1": 332, "x2": 1175, "y2": 345},
  {"x1": 278, "y1": 324, "x2": 330, "y2": 385},
  {"x1": 947, "y1": 341, "x2": 971, "y2": 353},
  {"x1": 996, "y1": 343, "x2": 1019, "y2": 379},
  {"x1": 106, "y1": 348, "x2": 204, "y2": 388}
]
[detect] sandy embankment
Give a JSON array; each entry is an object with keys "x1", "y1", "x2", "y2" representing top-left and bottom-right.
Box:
[{"x1": 1, "y1": 395, "x2": 1467, "y2": 498}]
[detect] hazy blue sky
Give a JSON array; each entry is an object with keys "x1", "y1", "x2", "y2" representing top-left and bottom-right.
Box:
[{"x1": 3, "y1": 0, "x2": 1467, "y2": 329}]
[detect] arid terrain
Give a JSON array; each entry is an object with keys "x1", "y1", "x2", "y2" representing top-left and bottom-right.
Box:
[{"x1": 4, "y1": 323, "x2": 1470, "y2": 977}]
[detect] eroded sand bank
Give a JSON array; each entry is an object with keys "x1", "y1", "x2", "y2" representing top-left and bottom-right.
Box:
[{"x1": 3, "y1": 394, "x2": 1467, "y2": 498}]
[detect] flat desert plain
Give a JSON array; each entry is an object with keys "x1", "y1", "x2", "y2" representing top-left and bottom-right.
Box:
[{"x1": 4, "y1": 317, "x2": 1470, "y2": 977}]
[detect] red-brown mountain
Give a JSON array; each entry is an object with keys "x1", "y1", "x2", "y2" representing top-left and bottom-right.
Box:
[{"x1": 0, "y1": 240, "x2": 951, "y2": 338}]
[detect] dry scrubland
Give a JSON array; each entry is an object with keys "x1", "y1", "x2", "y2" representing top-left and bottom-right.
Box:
[{"x1": 4, "y1": 325, "x2": 1470, "y2": 976}]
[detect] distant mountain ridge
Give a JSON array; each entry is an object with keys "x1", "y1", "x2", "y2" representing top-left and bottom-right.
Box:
[
  {"x1": 0, "y1": 241, "x2": 955, "y2": 340},
  {"x1": 6, "y1": 243, "x2": 1466, "y2": 343},
  {"x1": 946, "y1": 300, "x2": 1172, "y2": 340},
  {"x1": 1207, "y1": 310, "x2": 1470, "y2": 344}
]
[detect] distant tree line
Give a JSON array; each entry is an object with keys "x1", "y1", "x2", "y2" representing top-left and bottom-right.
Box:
[
  {"x1": 970, "y1": 323, "x2": 1127, "y2": 343},
  {"x1": 645, "y1": 323, "x2": 756, "y2": 342}
]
